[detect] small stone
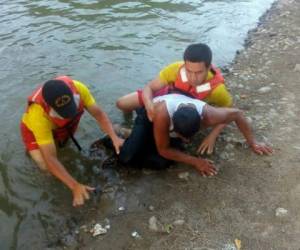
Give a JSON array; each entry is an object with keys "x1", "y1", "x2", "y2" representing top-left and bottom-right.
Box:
[
  {"x1": 275, "y1": 207, "x2": 288, "y2": 217},
  {"x1": 225, "y1": 143, "x2": 234, "y2": 151},
  {"x1": 149, "y1": 216, "x2": 159, "y2": 231},
  {"x1": 294, "y1": 64, "x2": 300, "y2": 72},
  {"x1": 173, "y1": 219, "x2": 185, "y2": 226},
  {"x1": 178, "y1": 172, "x2": 189, "y2": 180},
  {"x1": 90, "y1": 224, "x2": 107, "y2": 236},
  {"x1": 148, "y1": 205, "x2": 155, "y2": 211},
  {"x1": 258, "y1": 86, "x2": 272, "y2": 94},
  {"x1": 220, "y1": 152, "x2": 229, "y2": 160},
  {"x1": 246, "y1": 116, "x2": 253, "y2": 124},
  {"x1": 131, "y1": 231, "x2": 141, "y2": 238},
  {"x1": 118, "y1": 206, "x2": 125, "y2": 211}
]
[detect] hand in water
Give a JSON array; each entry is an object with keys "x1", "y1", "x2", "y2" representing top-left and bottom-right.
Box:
[
  {"x1": 197, "y1": 133, "x2": 217, "y2": 155},
  {"x1": 251, "y1": 142, "x2": 273, "y2": 155},
  {"x1": 72, "y1": 183, "x2": 95, "y2": 207},
  {"x1": 112, "y1": 136, "x2": 124, "y2": 155},
  {"x1": 195, "y1": 158, "x2": 218, "y2": 177}
]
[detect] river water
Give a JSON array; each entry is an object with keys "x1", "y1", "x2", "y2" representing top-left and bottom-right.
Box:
[{"x1": 0, "y1": 0, "x2": 274, "y2": 249}]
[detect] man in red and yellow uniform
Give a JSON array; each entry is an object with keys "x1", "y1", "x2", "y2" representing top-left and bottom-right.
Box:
[
  {"x1": 116, "y1": 43, "x2": 232, "y2": 154},
  {"x1": 20, "y1": 76, "x2": 124, "y2": 207}
]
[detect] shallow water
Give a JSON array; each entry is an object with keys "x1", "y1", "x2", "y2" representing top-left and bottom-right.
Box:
[{"x1": 0, "y1": 0, "x2": 274, "y2": 248}]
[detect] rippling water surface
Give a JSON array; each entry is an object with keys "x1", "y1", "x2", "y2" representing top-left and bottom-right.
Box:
[{"x1": 0, "y1": 0, "x2": 274, "y2": 248}]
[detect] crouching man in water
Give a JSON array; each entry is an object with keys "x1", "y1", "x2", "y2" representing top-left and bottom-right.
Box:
[
  {"x1": 20, "y1": 76, "x2": 124, "y2": 206},
  {"x1": 118, "y1": 94, "x2": 272, "y2": 174}
]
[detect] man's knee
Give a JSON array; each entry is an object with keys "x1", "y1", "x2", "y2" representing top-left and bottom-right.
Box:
[
  {"x1": 116, "y1": 97, "x2": 126, "y2": 110},
  {"x1": 116, "y1": 92, "x2": 141, "y2": 112}
]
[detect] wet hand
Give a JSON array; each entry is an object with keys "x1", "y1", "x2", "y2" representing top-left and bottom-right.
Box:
[
  {"x1": 112, "y1": 136, "x2": 124, "y2": 155},
  {"x1": 195, "y1": 158, "x2": 218, "y2": 177},
  {"x1": 72, "y1": 183, "x2": 95, "y2": 207},
  {"x1": 197, "y1": 134, "x2": 217, "y2": 155},
  {"x1": 251, "y1": 142, "x2": 273, "y2": 155}
]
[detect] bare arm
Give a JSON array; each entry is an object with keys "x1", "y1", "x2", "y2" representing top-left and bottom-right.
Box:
[
  {"x1": 39, "y1": 143, "x2": 94, "y2": 206},
  {"x1": 142, "y1": 77, "x2": 166, "y2": 121},
  {"x1": 153, "y1": 103, "x2": 217, "y2": 176},
  {"x1": 87, "y1": 104, "x2": 124, "y2": 154},
  {"x1": 197, "y1": 123, "x2": 226, "y2": 154},
  {"x1": 202, "y1": 105, "x2": 273, "y2": 154}
]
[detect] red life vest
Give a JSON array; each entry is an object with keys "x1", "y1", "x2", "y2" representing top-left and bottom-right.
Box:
[
  {"x1": 171, "y1": 65, "x2": 224, "y2": 100},
  {"x1": 27, "y1": 76, "x2": 84, "y2": 142}
]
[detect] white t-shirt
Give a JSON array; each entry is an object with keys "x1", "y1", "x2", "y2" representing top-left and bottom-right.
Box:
[{"x1": 153, "y1": 94, "x2": 206, "y2": 131}]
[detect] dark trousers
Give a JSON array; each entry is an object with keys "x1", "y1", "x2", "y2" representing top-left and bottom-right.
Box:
[{"x1": 118, "y1": 108, "x2": 183, "y2": 169}]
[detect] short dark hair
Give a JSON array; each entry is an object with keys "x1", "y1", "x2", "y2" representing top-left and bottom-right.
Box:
[
  {"x1": 183, "y1": 43, "x2": 212, "y2": 67},
  {"x1": 172, "y1": 106, "x2": 201, "y2": 138}
]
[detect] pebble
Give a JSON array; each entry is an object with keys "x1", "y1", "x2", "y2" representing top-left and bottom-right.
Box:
[
  {"x1": 149, "y1": 216, "x2": 159, "y2": 231},
  {"x1": 246, "y1": 116, "x2": 253, "y2": 124},
  {"x1": 178, "y1": 172, "x2": 189, "y2": 180},
  {"x1": 220, "y1": 152, "x2": 229, "y2": 160},
  {"x1": 258, "y1": 86, "x2": 272, "y2": 94},
  {"x1": 275, "y1": 207, "x2": 288, "y2": 217},
  {"x1": 131, "y1": 231, "x2": 141, "y2": 238},
  {"x1": 173, "y1": 219, "x2": 185, "y2": 226},
  {"x1": 118, "y1": 206, "x2": 125, "y2": 211},
  {"x1": 225, "y1": 143, "x2": 234, "y2": 151},
  {"x1": 148, "y1": 205, "x2": 155, "y2": 211},
  {"x1": 90, "y1": 224, "x2": 107, "y2": 237}
]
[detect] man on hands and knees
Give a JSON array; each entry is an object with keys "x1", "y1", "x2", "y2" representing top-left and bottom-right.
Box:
[
  {"x1": 118, "y1": 94, "x2": 272, "y2": 175},
  {"x1": 20, "y1": 76, "x2": 124, "y2": 206}
]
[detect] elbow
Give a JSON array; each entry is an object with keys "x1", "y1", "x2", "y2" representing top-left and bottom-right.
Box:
[
  {"x1": 157, "y1": 147, "x2": 170, "y2": 159},
  {"x1": 230, "y1": 109, "x2": 244, "y2": 122}
]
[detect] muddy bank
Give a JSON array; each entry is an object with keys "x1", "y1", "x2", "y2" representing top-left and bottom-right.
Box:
[{"x1": 49, "y1": 0, "x2": 300, "y2": 249}]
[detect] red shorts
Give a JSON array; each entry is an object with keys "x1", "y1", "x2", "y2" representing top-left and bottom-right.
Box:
[
  {"x1": 20, "y1": 122, "x2": 39, "y2": 151},
  {"x1": 136, "y1": 86, "x2": 170, "y2": 106}
]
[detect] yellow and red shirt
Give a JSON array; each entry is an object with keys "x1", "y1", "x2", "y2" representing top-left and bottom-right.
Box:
[
  {"x1": 22, "y1": 80, "x2": 95, "y2": 146},
  {"x1": 159, "y1": 61, "x2": 232, "y2": 107}
]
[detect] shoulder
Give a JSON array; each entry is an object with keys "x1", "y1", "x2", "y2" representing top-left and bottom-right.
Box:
[
  {"x1": 27, "y1": 103, "x2": 47, "y2": 116},
  {"x1": 159, "y1": 61, "x2": 184, "y2": 83},
  {"x1": 153, "y1": 102, "x2": 170, "y2": 123},
  {"x1": 161, "y1": 61, "x2": 183, "y2": 72},
  {"x1": 73, "y1": 80, "x2": 90, "y2": 93}
]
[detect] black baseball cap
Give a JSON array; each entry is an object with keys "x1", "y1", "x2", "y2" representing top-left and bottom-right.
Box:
[{"x1": 42, "y1": 80, "x2": 77, "y2": 118}]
